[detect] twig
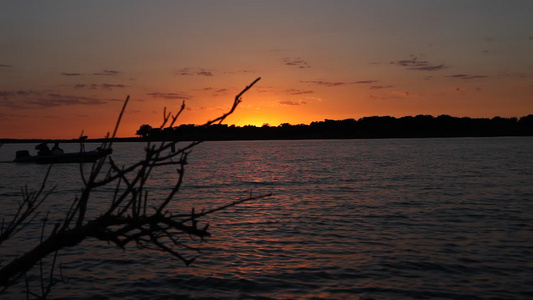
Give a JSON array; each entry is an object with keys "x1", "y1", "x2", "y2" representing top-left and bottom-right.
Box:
[{"x1": 0, "y1": 78, "x2": 270, "y2": 297}]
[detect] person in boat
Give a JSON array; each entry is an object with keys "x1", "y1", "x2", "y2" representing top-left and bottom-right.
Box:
[
  {"x1": 35, "y1": 142, "x2": 51, "y2": 156},
  {"x1": 51, "y1": 142, "x2": 64, "y2": 156}
]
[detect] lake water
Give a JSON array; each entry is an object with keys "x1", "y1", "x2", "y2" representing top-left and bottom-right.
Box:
[{"x1": 0, "y1": 137, "x2": 532, "y2": 299}]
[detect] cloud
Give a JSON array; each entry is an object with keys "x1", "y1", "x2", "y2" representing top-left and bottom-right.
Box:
[
  {"x1": 223, "y1": 70, "x2": 256, "y2": 74},
  {"x1": 283, "y1": 57, "x2": 310, "y2": 69},
  {"x1": 100, "y1": 83, "x2": 127, "y2": 89},
  {"x1": 27, "y1": 94, "x2": 108, "y2": 108},
  {"x1": 177, "y1": 68, "x2": 194, "y2": 76},
  {"x1": 177, "y1": 68, "x2": 214, "y2": 76},
  {"x1": 451, "y1": 86, "x2": 482, "y2": 94},
  {"x1": 497, "y1": 71, "x2": 528, "y2": 79},
  {"x1": 0, "y1": 111, "x2": 25, "y2": 120},
  {"x1": 0, "y1": 90, "x2": 35, "y2": 98},
  {"x1": 0, "y1": 90, "x2": 41, "y2": 109},
  {"x1": 147, "y1": 92, "x2": 190, "y2": 100},
  {"x1": 392, "y1": 90, "x2": 413, "y2": 98},
  {"x1": 0, "y1": 91, "x2": 15, "y2": 97},
  {"x1": 0, "y1": 99, "x2": 23, "y2": 109},
  {"x1": 301, "y1": 80, "x2": 345, "y2": 87},
  {"x1": 93, "y1": 70, "x2": 120, "y2": 76},
  {"x1": 391, "y1": 55, "x2": 445, "y2": 71},
  {"x1": 197, "y1": 71, "x2": 213, "y2": 76},
  {"x1": 369, "y1": 94, "x2": 403, "y2": 100},
  {"x1": 0, "y1": 64, "x2": 13, "y2": 68},
  {"x1": 370, "y1": 85, "x2": 394, "y2": 89},
  {"x1": 301, "y1": 80, "x2": 377, "y2": 87},
  {"x1": 75, "y1": 83, "x2": 128, "y2": 90},
  {"x1": 447, "y1": 74, "x2": 488, "y2": 80},
  {"x1": 279, "y1": 100, "x2": 307, "y2": 106},
  {"x1": 210, "y1": 88, "x2": 228, "y2": 93},
  {"x1": 284, "y1": 89, "x2": 314, "y2": 95},
  {"x1": 454, "y1": 87, "x2": 467, "y2": 94},
  {"x1": 411, "y1": 64, "x2": 445, "y2": 71},
  {"x1": 199, "y1": 87, "x2": 230, "y2": 96},
  {"x1": 62, "y1": 70, "x2": 120, "y2": 76},
  {"x1": 0, "y1": 89, "x2": 125, "y2": 110}
]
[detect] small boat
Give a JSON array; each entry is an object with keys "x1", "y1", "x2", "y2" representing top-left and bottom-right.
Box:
[{"x1": 14, "y1": 147, "x2": 112, "y2": 164}]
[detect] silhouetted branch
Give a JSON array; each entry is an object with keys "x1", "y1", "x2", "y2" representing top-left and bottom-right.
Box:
[
  {"x1": 0, "y1": 78, "x2": 269, "y2": 298},
  {"x1": 0, "y1": 166, "x2": 55, "y2": 244},
  {"x1": 202, "y1": 77, "x2": 261, "y2": 126},
  {"x1": 111, "y1": 95, "x2": 130, "y2": 141}
]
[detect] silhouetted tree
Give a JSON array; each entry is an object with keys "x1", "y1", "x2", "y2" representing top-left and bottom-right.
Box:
[
  {"x1": 135, "y1": 124, "x2": 152, "y2": 137},
  {"x1": 136, "y1": 114, "x2": 533, "y2": 141},
  {"x1": 519, "y1": 114, "x2": 533, "y2": 135}
]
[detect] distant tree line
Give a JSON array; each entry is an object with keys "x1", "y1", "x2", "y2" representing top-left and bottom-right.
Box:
[{"x1": 136, "y1": 114, "x2": 533, "y2": 141}]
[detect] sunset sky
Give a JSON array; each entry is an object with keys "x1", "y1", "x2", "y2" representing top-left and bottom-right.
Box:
[{"x1": 1, "y1": 1, "x2": 532, "y2": 139}]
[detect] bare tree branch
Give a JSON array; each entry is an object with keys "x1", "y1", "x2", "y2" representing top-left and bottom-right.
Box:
[{"x1": 0, "y1": 78, "x2": 270, "y2": 297}]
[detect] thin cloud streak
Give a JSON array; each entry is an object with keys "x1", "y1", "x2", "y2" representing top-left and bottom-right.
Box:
[
  {"x1": 74, "y1": 84, "x2": 128, "y2": 90},
  {"x1": 197, "y1": 87, "x2": 231, "y2": 97},
  {"x1": 147, "y1": 92, "x2": 190, "y2": 100},
  {"x1": 284, "y1": 89, "x2": 314, "y2": 95},
  {"x1": 447, "y1": 74, "x2": 488, "y2": 80},
  {"x1": 283, "y1": 57, "x2": 311, "y2": 69},
  {"x1": 1, "y1": 90, "x2": 115, "y2": 109},
  {"x1": 93, "y1": 70, "x2": 120, "y2": 76},
  {"x1": 61, "y1": 70, "x2": 120, "y2": 76},
  {"x1": 279, "y1": 100, "x2": 307, "y2": 106},
  {"x1": 370, "y1": 85, "x2": 394, "y2": 89},
  {"x1": 301, "y1": 80, "x2": 378, "y2": 87},
  {"x1": 27, "y1": 95, "x2": 108, "y2": 108},
  {"x1": 391, "y1": 55, "x2": 445, "y2": 71},
  {"x1": 177, "y1": 68, "x2": 214, "y2": 76}
]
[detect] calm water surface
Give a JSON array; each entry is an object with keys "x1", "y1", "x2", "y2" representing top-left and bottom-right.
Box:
[{"x1": 0, "y1": 137, "x2": 532, "y2": 299}]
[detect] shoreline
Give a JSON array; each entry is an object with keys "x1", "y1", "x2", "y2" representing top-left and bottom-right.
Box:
[{"x1": 2, "y1": 134, "x2": 532, "y2": 144}]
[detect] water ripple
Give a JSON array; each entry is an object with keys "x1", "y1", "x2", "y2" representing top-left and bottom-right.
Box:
[{"x1": 0, "y1": 138, "x2": 532, "y2": 299}]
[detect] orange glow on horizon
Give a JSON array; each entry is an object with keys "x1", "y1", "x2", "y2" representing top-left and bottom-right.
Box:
[{"x1": 1, "y1": 2, "x2": 532, "y2": 139}]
